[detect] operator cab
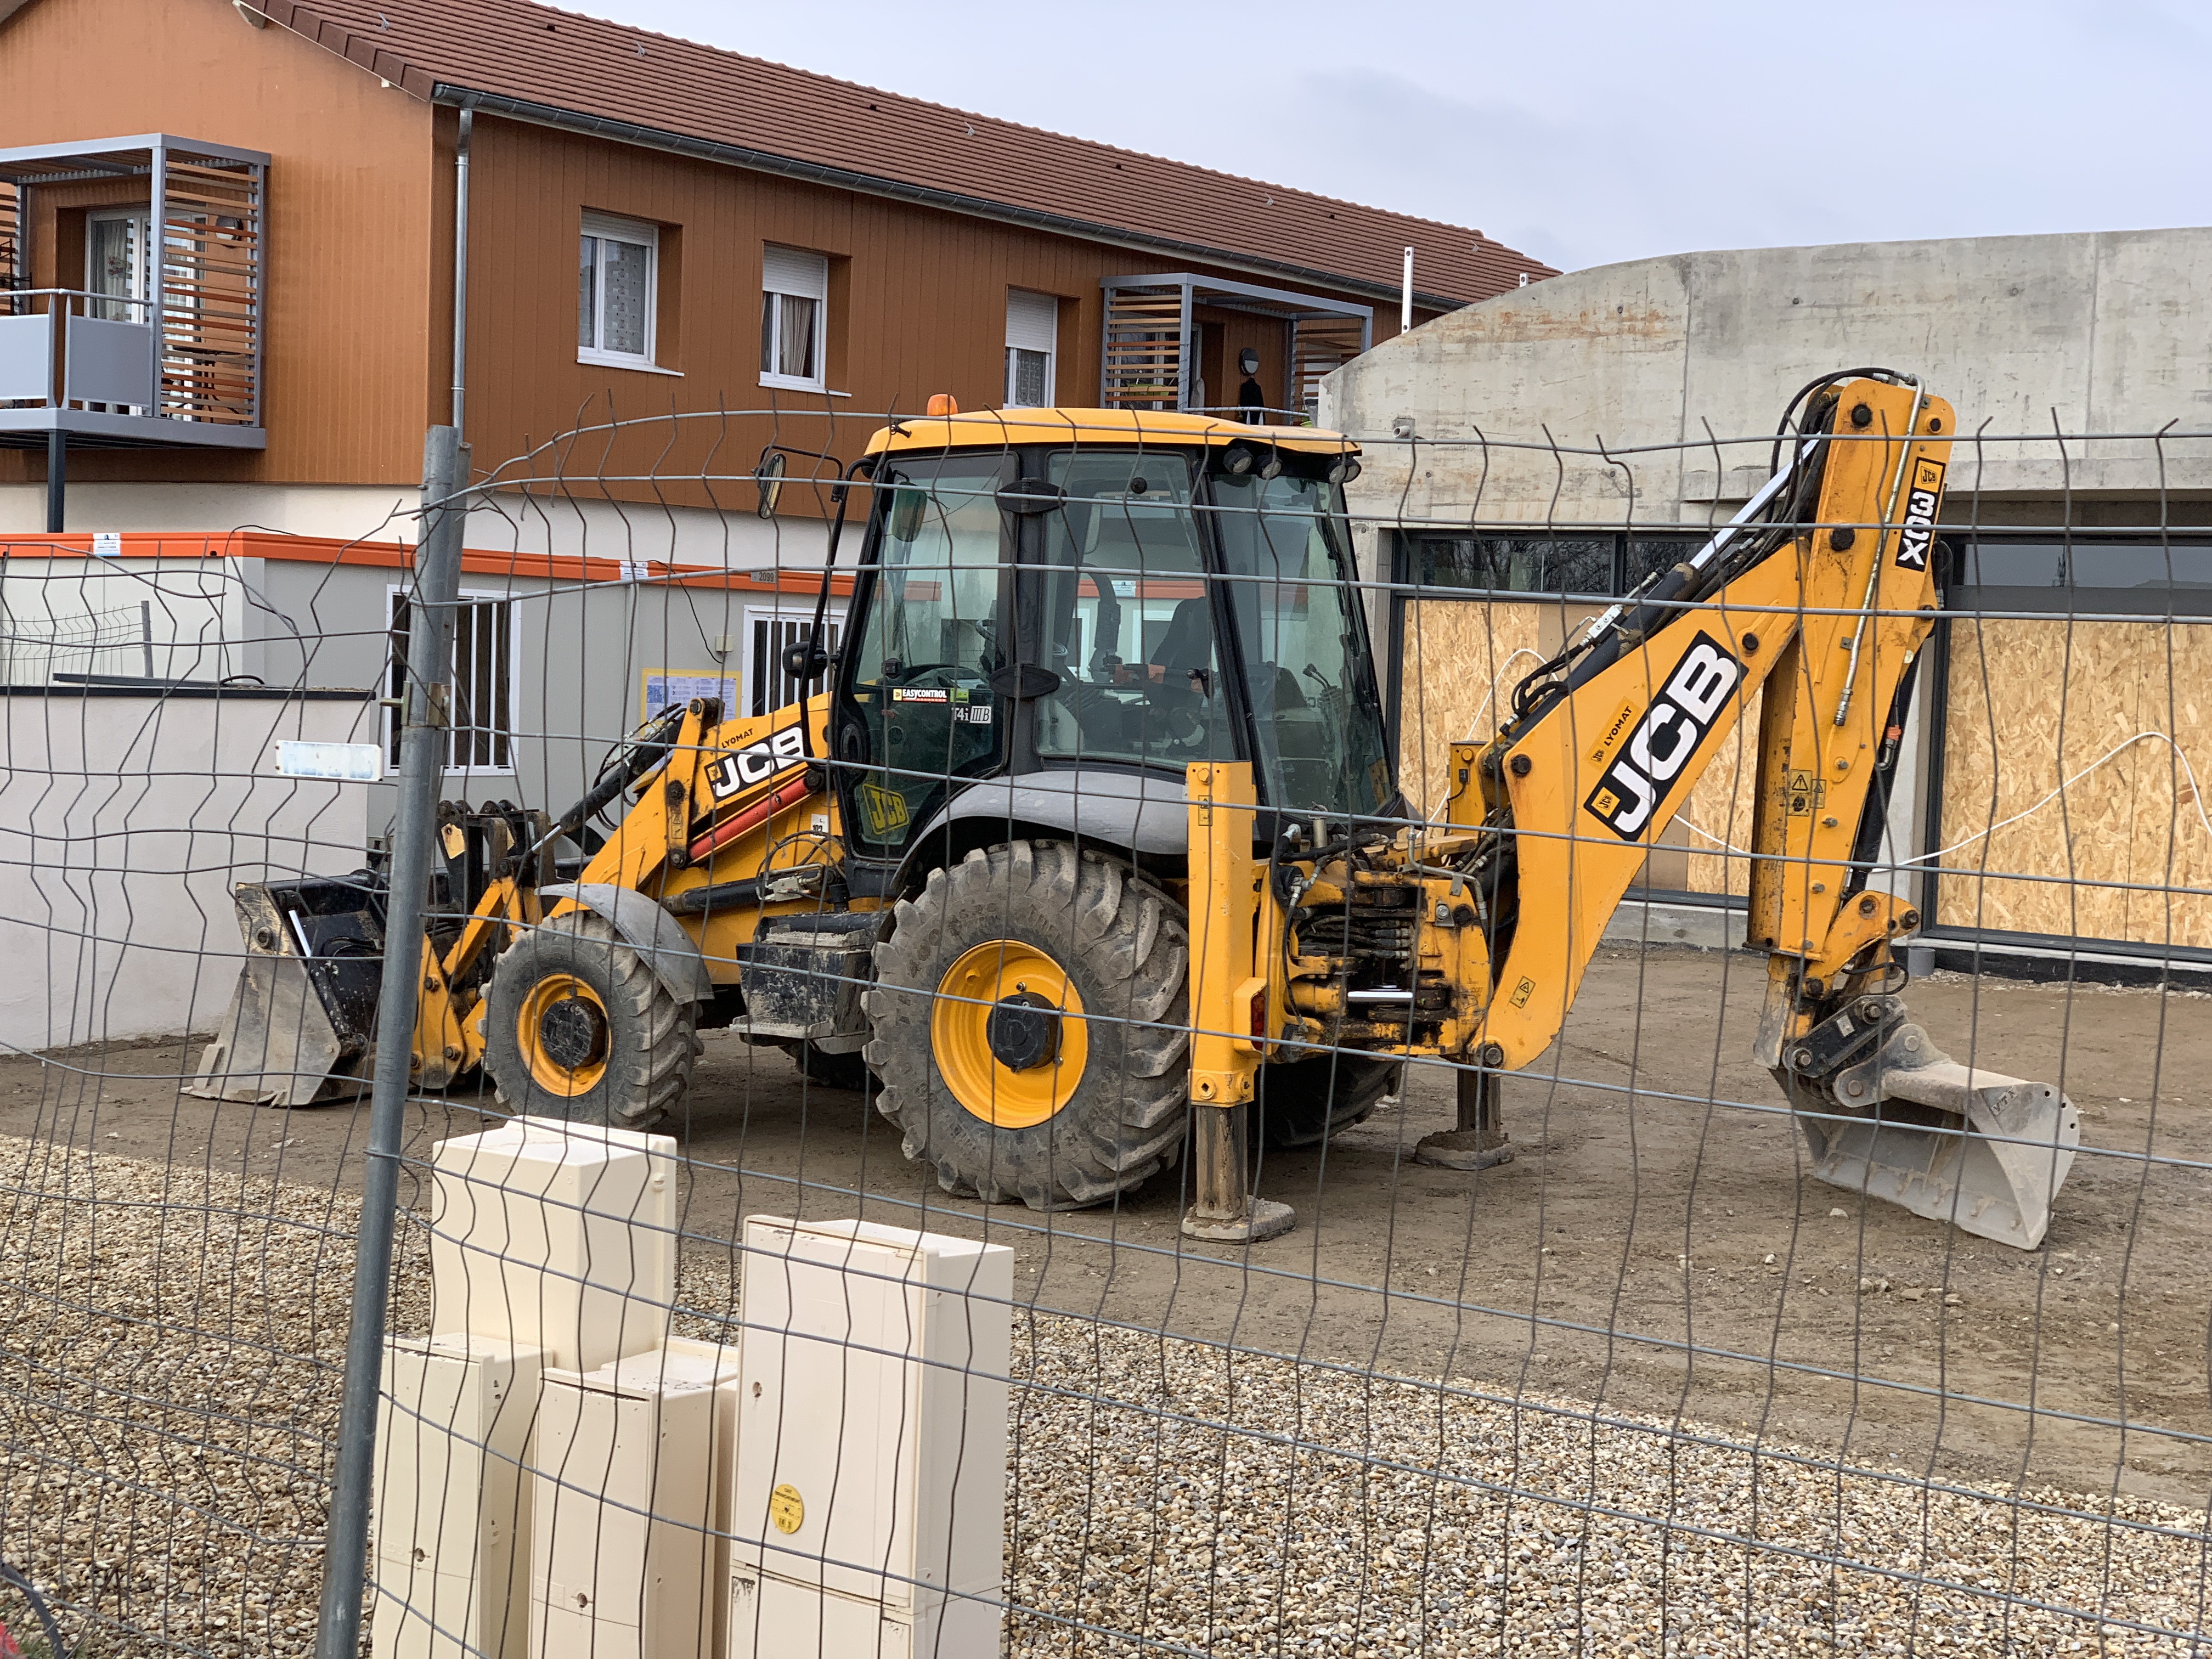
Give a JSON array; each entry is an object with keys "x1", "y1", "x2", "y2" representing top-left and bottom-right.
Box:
[{"x1": 828, "y1": 409, "x2": 1393, "y2": 882}]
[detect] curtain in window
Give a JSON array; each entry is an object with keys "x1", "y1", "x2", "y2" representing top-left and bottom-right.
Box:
[
  {"x1": 88, "y1": 215, "x2": 145, "y2": 322},
  {"x1": 601, "y1": 239, "x2": 650, "y2": 357},
  {"x1": 771, "y1": 294, "x2": 817, "y2": 379}
]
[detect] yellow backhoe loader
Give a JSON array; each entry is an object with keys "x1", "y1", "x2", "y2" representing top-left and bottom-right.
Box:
[{"x1": 192, "y1": 373, "x2": 2079, "y2": 1248}]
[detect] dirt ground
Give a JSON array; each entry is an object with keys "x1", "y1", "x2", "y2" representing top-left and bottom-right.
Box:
[{"x1": 7, "y1": 941, "x2": 2210, "y2": 1511}]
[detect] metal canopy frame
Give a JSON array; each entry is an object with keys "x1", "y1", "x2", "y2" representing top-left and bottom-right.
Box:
[
  {"x1": 1098, "y1": 272, "x2": 1374, "y2": 416},
  {"x1": 0, "y1": 133, "x2": 269, "y2": 454}
]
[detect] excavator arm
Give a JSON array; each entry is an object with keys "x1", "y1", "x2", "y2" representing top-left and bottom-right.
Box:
[{"x1": 1289, "y1": 373, "x2": 2078, "y2": 1246}]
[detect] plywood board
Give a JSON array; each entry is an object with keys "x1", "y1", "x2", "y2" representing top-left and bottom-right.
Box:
[
  {"x1": 1937, "y1": 618, "x2": 2212, "y2": 947},
  {"x1": 1394, "y1": 596, "x2": 1755, "y2": 896},
  {"x1": 1395, "y1": 597, "x2": 1554, "y2": 818}
]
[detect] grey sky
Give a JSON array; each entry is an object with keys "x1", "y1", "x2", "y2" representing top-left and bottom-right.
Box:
[{"x1": 577, "y1": 0, "x2": 2208, "y2": 275}]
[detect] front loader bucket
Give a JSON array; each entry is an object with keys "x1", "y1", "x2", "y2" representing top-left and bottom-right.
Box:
[
  {"x1": 1785, "y1": 1023, "x2": 2080, "y2": 1250},
  {"x1": 186, "y1": 878, "x2": 384, "y2": 1107}
]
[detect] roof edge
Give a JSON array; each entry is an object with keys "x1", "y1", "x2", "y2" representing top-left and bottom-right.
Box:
[{"x1": 435, "y1": 84, "x2": 1479, "y2": 312}]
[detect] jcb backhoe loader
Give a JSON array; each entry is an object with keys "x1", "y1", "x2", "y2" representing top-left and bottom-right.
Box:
[{"x1": 193, "y1": 373, "x2": 2079, "y2": 1248}]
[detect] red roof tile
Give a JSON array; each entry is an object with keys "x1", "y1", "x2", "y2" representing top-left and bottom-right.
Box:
[{"x1": 247, "y1": 0, "x2": 1555, "y2": 305}]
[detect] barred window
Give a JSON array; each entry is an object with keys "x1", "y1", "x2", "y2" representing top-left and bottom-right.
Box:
[{"x1": 386, "y1": 589, "x2": 515, "y2": 771}]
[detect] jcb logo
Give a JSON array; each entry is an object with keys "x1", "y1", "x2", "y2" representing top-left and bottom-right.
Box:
[
  {"x1": 1583, "y1": 632, "x2": 1743, "y2": 841},
  {"x1": 1893, "y1": 456, "x2": 1946, "y2": 571},
  {"x1": 705, "y1": 725, "x2": 806, "y2": 800}
]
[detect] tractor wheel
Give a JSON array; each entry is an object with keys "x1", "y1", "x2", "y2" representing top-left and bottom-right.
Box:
[
  {"x1": 865, "y1": 842, "x2": 1189, "y2": 1210},
  {"x1": 485, "y1": 910, "x2": 699, "y2": 1129},
  {"x1": 1251, "y1": 1052, "x2": 1400, "y2": 1149}
]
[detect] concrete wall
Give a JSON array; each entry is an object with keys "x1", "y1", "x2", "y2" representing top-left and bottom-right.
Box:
[
  {"x1": 1321, "y1": 224, "x2": 2212, "y2": 962},
  {"x1": 0, "y1": 688, "x2": 375, "y2": 1050},
  {"x1": 1321, "y1": 225, "x2": 2212, "y2": 541}
]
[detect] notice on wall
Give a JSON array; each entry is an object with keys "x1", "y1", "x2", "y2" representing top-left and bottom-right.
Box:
[{"x1": 641, "y1": 670, "x2": 740, "y2": 724}]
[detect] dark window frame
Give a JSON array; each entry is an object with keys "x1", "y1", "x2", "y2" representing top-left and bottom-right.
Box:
[
  {"x1": 1393, "y1": 527, "x2": 1714, "y2": 600},
  {"x1": 1940, "y1": 532, "x2": 2212, "y2": 618}
]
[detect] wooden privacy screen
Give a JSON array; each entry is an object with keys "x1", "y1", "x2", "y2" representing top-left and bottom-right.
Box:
[
  {"x1": 1394, "y1": 595, "x2": 1760, "y2": 899},
  {"x1": 159, "y1": 153, "x2": 262, "y2": 426},
  {"x1": 1938, "y1": 618, "x2": 2212, "y2": 948}
]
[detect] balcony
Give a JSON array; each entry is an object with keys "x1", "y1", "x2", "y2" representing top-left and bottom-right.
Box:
[
  {"x1": 1099, "y1": 273, "x2": 1373, "y2": 420},
  {"x1": 0, "y1": 136, "x2": 267, "y2": 452}
]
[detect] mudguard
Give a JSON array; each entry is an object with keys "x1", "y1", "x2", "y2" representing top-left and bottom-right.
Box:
[{"x1": 540, "y1": 882, "x2": 714, "y2": 1005}]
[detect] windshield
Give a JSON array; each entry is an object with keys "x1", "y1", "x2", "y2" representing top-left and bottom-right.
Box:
[
  {"x1": 1210, "y1": 472, "x2": 1395, "y2": 820},
  {"x1": 1030, "y1": 450, "x2": 1234, "y2": 771},
  {"x1": 842, "y1": 458, "x2": 1006, "y2": 853}
]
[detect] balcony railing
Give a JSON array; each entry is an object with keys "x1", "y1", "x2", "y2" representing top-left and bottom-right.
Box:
[{"x1": 0, "y1": 135, "x2": 267, "y2": 451}]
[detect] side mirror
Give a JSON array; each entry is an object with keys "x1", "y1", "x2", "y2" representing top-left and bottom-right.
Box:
[
  {"x1": 782, "y1": 636, "x2": 833, "y2": 685},
  {"x1": 754, "y1": 448, "x2": 787, "y2": 520}
]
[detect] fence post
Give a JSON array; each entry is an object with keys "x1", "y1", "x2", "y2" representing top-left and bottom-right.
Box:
[{"x1": 314, "y1": 425, "x2": 467, "y2": 1658}]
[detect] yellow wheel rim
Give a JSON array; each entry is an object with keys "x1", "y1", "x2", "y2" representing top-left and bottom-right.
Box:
[
  {"x1": 517, "y1": 973, "x2": 611, "y2": 1096},
  {"x1": 930, "y1": 939, "x2": 1088, "y2": 1129}
]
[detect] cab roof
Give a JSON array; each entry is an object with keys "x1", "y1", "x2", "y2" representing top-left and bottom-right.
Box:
[{"x1": 862, "y1": 407, "x2": 1359, "y2": 458}]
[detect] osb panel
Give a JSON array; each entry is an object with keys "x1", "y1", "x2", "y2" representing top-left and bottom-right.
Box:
[
  {"x1": 1396, "y1": 599, "x2": 1553, "y2": 818},
  {"x1": 1394, "y1": 597, "x2": 1754, "y2": 895},
  {"x1": 1679, "y1": 686, "x2": 1762, "y2": 897},
  {"x1": 1938, "y1": 619, "x2": 2212, "y2": 947}
]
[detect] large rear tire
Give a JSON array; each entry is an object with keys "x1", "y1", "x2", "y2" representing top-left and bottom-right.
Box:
[
  {"x1": 484, "y1": 910, "x2": 698, "y2": 1129},
  {"x1": 865, "y1": 842, "x2": 1188, "y2": 1210},
  {"x1": 1252, "y1": 1052, "x2": 1399, "y2": 1149}
]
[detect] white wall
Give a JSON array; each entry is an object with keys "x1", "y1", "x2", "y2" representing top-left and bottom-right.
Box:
[
  {"x1": 0, "y1": 482, "x2": 832, "y2": 575},
  {"x1": 0, "y1": 689, "x2": 374, "y2": 1050}
]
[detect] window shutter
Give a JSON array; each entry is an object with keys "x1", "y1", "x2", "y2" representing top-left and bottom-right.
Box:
[
  {"x1": 763, "y1": 245, "x2": 828, "y2": 301},
  {"x1": 1006, "y1": 289, "x2": 1058, "y2": 353}
]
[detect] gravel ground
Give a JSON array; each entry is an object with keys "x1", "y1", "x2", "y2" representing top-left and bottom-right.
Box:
[
  {"x1": 3, "y1": 1134, "x2": 2208, "y2": 1657},
  {"x1": 1007, "y1": 1321, "x2": 2212, "y2": 1656}
]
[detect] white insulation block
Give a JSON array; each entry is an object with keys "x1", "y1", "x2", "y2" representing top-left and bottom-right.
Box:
[
  {"x1": 430, "y1": 1115, "x2": 677, "y2": 1372},
  {"x1": 726, "y1": 1216, "x2": 1011, "y2": 1658},
  {"x1": 372, "y1": 1333, "x2": 544, "y2": 1659},
  {"x1": 531, "y1": 1357, "x2": 718, "y2": 1659}
]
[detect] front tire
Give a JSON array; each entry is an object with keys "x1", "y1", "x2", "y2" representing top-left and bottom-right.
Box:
[
  {"x1": 485, "y1": 910, "x2": 699, "y2": 1129},
  {"x1": 865, "y1": 842, "x2": 1188, "y2": 1210}
]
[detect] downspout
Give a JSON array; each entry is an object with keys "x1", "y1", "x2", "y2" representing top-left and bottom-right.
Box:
[{"x1": 450, "y1": 101, "x2": 473, "y2": 436}]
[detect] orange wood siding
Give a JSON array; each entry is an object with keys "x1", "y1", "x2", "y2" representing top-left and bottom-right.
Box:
[
  {"x1": 458, "y1": 116, "x2": 1407, "y2": 514},
  {"x1": 0, "y1": 0, "x2": 437, "y2": 488},
  {"x1": 1, "y1": 3, "x2": 1421, "y2": 504}
]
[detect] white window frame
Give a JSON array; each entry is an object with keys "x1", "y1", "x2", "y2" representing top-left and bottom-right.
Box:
[
  {"x1": 578, "y1": 210, "x2": 661, "y2": 371},
  {"x1": 743, "y1": 599, "x2": 847, "y2": 715},
  {"x1": 759, "y1": 245, "x2": 830, "y2": 392},
  {"x1": 1004, "y1": 288, "x2": 1058, "y2": 409},
  {"x1": 386, "y1": 584, "x2": 520, "y2": 775}
]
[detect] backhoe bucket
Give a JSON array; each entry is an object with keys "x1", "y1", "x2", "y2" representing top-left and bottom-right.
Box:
[
  {"x1": 187, "y1": 878, "x2": 385, "y2": 1107},
  {"x1": 1785, "y1": 1023, "x2": 2080, "y2": 1250}
]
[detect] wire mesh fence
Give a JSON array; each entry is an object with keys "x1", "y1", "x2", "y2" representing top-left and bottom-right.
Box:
[{"x1": 1, "y1": 389, "x2": 2209, "y2": 1658}]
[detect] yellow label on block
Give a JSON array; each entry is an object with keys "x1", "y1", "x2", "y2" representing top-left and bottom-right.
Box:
[{"x1": 769, "y1": 1483, "x2": 804, "y2": 1534}]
